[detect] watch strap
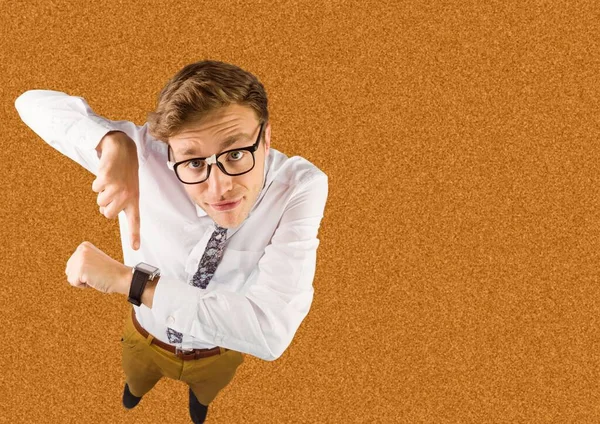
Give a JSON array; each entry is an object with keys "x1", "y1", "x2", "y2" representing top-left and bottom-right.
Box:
[{"x1": 128, "y1": 269, "x2": 150, "y2": 306}]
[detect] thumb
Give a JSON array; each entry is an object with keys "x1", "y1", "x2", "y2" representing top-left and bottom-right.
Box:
[{"x1": 125, "y1": 202, "x2": 141, "y2": 250}]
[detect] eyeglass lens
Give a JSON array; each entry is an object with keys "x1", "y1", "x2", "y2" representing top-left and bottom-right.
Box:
[{"x1": 176, "y1": 150, "x2": 255, "y2": 183}]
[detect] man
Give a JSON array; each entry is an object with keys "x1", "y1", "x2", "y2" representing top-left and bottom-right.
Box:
[{"x1": 14, "y1": 60, "x2": 328, "y2": 423}]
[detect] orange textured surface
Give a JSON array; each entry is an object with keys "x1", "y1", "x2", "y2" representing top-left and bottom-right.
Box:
[{"x1": 2, "y1": 1, "x2": 599, "y2": 423}]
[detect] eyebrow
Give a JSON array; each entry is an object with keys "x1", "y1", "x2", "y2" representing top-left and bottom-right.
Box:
[{"x1": 176, "y1": 133, "x2": 252, "y2": 157}]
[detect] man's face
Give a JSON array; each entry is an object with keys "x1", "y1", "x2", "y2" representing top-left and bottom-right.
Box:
[{"x1": 168, "y1": 104, "x2": 271, "y2": 229}]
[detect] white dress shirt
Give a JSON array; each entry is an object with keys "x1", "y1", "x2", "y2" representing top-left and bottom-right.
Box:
[{"x1": 15, "y1": 89, "x2": 328, "y2": 361}]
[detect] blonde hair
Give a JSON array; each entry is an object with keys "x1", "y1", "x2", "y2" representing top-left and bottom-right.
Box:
[{"x1": 147, "y1": 60, "x2": 269, "y2": 144}]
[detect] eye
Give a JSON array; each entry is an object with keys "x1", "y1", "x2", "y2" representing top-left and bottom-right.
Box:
[
  {"x1": 228, "y1": 151, "x2": 244, "y2": 161},
  {"x1": 187, "y1": 160, "x2": 205, "y2": 169}
]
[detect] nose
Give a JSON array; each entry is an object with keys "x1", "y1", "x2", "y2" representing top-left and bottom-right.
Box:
[{"x1": 205, "y1": 163, "x2": 233, "y2": 197}]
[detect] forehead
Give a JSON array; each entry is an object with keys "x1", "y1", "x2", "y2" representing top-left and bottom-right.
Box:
[{"x1": 169, "y1": 104, "x2": 258, "y2": 156}]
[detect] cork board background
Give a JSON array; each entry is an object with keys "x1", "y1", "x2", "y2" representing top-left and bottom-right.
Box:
[{"x1": 2, "y1": 1, "x2": 599, "y2": 423}]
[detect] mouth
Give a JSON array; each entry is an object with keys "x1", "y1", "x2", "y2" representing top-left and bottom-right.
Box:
[{"x1": 210, "y1": 198, "x2": 242, "y2": 211}]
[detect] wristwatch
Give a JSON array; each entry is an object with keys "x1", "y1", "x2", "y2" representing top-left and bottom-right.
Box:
[{"x1": 128, "y1": 262, "x2": 161, "y2": 306}]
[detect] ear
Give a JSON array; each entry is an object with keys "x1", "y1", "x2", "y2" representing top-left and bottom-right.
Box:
[{"x1": 263, "y1": 122, "x2": 271, "y2": 154}]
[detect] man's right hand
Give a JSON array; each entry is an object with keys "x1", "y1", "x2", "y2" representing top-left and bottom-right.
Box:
[{"x1": 92, "y1": 131, "x2": 141, "y2": 250}]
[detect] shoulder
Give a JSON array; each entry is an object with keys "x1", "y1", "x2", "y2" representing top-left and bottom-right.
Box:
[{"x1": 267, "y1": 149, "x2": 328, "y2": 190}]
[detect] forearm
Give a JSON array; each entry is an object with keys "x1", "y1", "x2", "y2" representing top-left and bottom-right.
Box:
[{"x1": 15, "y1": 90, "x2": 120, "y2": 175}]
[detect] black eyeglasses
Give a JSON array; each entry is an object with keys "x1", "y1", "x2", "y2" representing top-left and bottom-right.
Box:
[{"x1": 167, "y1": 121, "x2": 265, "y2": 184}]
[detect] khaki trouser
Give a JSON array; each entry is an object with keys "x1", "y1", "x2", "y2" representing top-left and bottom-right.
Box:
[{"x1": 121, "y1": 308, "x2": 244, "y2": 406}]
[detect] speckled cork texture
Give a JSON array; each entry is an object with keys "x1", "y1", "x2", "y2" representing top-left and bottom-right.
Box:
[{"x1": 1, "y1": 1, "x2": 599, "y2": 423}]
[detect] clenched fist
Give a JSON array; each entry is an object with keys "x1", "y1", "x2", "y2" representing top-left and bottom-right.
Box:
[{"x1": 65, "y1": 241, "x2": 132, "y2": 294}]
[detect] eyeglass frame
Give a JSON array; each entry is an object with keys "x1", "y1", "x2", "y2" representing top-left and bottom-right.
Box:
[{"x1": 166, "y1": 121, "x2": 265, "y2": 185}]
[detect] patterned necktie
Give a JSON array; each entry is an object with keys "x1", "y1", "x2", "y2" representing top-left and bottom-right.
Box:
[{"x1": 166, "y1": 224, "x2": 228, "y2": 344}]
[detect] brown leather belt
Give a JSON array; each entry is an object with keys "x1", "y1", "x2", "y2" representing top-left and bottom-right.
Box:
[{"x1": 131, "y1": 308, "x2": 225, "y2": 361}]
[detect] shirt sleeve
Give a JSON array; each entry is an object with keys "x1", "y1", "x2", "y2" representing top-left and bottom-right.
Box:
[
  {"x1": 151, "y1": 172, "x2": 329, "y2": 361},
  {"x1": 14, "y1": 89, "x2": 150, "y2": 176}
]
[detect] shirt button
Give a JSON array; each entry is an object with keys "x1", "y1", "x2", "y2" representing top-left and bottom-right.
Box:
[{"x1": 167, "y1": 316, "x2": 175, "y2": 325}]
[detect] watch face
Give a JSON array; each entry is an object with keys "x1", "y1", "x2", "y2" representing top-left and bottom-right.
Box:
[{"x1": 136, "y1": 262, "x2": 158, "y2": 274}]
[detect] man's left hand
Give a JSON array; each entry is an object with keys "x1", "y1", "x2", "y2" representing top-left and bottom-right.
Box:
[{"x1": 65, "y1": 241, "x2": 131, "y2": 294}]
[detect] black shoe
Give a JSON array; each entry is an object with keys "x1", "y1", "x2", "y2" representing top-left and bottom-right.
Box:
[
  {"x1": 188, "y1": 387, "x2": 208, "y2": 423},
  {"x1": 122, "y1": 383, "x2": 143, "y2": 410}
]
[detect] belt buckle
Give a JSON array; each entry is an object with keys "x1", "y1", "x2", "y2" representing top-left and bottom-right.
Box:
[{"x1": 175, "y1": 346, "x2": 195, "y2": 356}]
